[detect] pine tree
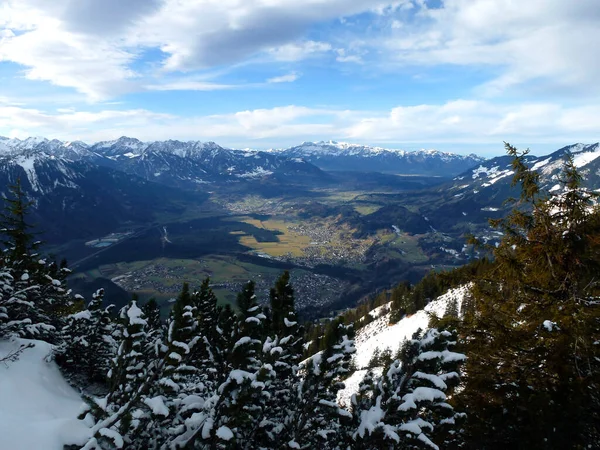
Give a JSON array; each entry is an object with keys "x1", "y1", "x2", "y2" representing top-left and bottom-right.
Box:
[
  {"x1": 80, "y1": 300, "x2": 150, "y2": 450},
  {"x1": 459, "y1": 144, "x2": 600, "y2": 449},
  {"x1": 59, "y1": 289, "x2": 116, "y2": 385},
  {"x1": 0, "y1": 179, "x2": 76, "y2": 343},
  {"x1": 282, "y1": 318, "x2": 355, "y2": 449},
  {"x1": 353, "y1": 327, "x2": 465, "y2": 450},
  {"x1": 190, "y1": 278, "x2": 227, "y2": 389},
  {"x1": 261, "y1": 272, "x2": 305, "y2": 446},
  {"x1": 215, "y1": 280, "x2": 271, "y2": 447}
]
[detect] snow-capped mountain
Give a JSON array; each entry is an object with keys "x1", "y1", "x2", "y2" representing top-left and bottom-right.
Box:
[
  {"x1": 452, "y1": 143, "x2": 600, "y2": 192},
  {"x1": 89, "y1": 137, "x2": 325, "y2": 186},
  {"x1": 0, "y1": 148, "x2": 200, "y2": 243},
  {"x1": 278, "y1": 141, "x2": 485, "y2": 176},
  {"x1": 0, "y1": 136, "x2": 327, "y2": 188},
  {"x1": 416, "y1": 143, "x2": 600, "y2": 234}
]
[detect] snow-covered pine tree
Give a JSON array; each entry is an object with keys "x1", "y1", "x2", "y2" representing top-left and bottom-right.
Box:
[
  {"x1": 190, "y1": 278, "x2": 227, "y2": 389},
  {"x1": 282, "y1": 318, "x2": 355, "y2": 449},
  {"x1": 162, "y1": 283, "x2": 198, "y2": 388},
  {"x1": 77, "y1": 299, "x2": 152, "y2": 450},
  {"x1": 261, "y1": 272, "x2": 305, "y2": 446},
  {"x1": 353, "y1": 327, "x2": 465, "y2": 450},
  {"x1": 209, "y1": 280, "x2": 271, "y2": 448},
  {"x1": 0, "y1": 179, "x2": 77, "y2": 343},
  {"x1": 59, "y1": 288, "x2": 116, "y2": 385}
]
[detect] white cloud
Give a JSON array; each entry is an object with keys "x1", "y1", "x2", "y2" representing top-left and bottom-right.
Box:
[
  {"x1": 267, "y1": 73, "x2": 300, "y2": 83},
  {"x1": 267, "y1": 41, "x2": 333, "y2": 62},
  {"x1": 1, "y1": 101, "x2": 599, "y2": 152},
  {"x1": 0, "y1": 2, "x2": 137, "y2": 100},
  {"x1": 335, "y1": 49, "x2": 363, "y2": 64},
  {"x1": 145, "y1": 81, "x2": 237, "y2": 91},
  {"x1": 2, "y1": 0, "x2": 597, "y2": 101},
  {"x1": 383, "y1": 0, "x2": 600, "y2": 95},
  {"x1": 0, "y1": 0, "x2": 408, "y2": 98}
]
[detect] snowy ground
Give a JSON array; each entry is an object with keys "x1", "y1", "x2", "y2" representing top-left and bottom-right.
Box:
[
  {"x1": 0, "y1": 338, "x2": 91, "y2": 450},
  {"x1": 339, "y1": 285, "x2": 470, "y2": 406}
]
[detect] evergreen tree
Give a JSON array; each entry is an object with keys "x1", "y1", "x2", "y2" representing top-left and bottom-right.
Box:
[
  {"x1": 0, "y1": 179, "x2": 76, "y2": 343},
  {"x1": 80, "y1": 300, "x2": 150, "y2": 450},
  {"x1": 458, "y1": 144, "x2": 600, "y2": 449},
  {"x1": 261, "y1": 272, "x2": 305, "y2": 446},
  {"x1": 141, "y1": 298, "x2": 162, "y2": 333},
  {"x1": 190, "y1": 278, "x2": 227, "y2": 388},
  {"x1": 353, "y1": 327, "x2": 465, "y2": 450},
  {"x1": 282, "y1": 318, "x2": 355, "y2": 449},
  {"x1": 59, "y1": 289, "x2": 116, "y2": 385}
]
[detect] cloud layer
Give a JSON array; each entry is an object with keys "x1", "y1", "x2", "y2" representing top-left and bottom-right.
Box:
[{"x1": 3, "y1": 101, "x2": 598, "y2": 153}]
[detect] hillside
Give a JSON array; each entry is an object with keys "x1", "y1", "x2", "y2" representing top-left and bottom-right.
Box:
[{"x1": 338, "y1": 285, "x2": 470, "y2": 406}]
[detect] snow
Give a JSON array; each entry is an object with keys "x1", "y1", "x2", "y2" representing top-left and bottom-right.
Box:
[
  {"x1": 531, "y1": 158, "x2": 551, "y2": 170},
  {"x1": 216, "y1": 425, "x2": 234, "y2": 441},
  {"x1": 235, "y1": 167, "x2": 274, "y2": 178},
  {"x1": 398, "y1": 387, "x2": 446, "y2": 411},
  {"x1": 338, "y1": 286, "x2": 470, "y2": 405},
  {"x1": 233, "y1": 336, "x2": 252, "y2": 349},
  {"x1": 0, "y1": 338, "x2": 91, "y2": 450},
  {"x1": 356, "y1": 402, "x2": 385, "y2": 438},
  {"x1": 284, "y1": 317, "x2": 297, "y2": 327},
  {"x1": 126, "y1": 302, "x2": 147, "y2": 326},
  {"x1": 542, "y1": 320, "x2": 558, "y2": 332},
  {"x1": 573, "y1": 144, "x2": 600, "y2": 168},
  {"x1": 98, "y1": 428, "x2": 124, "y2": 448}
]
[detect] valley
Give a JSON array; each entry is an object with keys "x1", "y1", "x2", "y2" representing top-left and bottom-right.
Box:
[
  {"x1": 4, "y1": 136, "x2": 598, "y2": 319},
  {"x1": 62, "y1": 180, "x2": 459, "y2": 318}
]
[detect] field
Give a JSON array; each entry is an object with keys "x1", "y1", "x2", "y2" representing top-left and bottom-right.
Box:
[{"x1": 231, "y1": 216, "x2": 312, "y2": 257}]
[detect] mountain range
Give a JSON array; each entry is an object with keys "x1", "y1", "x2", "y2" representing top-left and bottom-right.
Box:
[
  {"x1": 2, "y1": 136, "x2": 598, "y2": 251},
  {"x1": 279, "y1": 140, "x2": 485, "y2": 175},
  {"x1": 0, "y1": 137, "x2": 484, "y2": 190}
]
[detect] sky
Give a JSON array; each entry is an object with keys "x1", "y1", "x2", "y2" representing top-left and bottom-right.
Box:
[{"x1": 0, "y1": 0, "x2": 599, "y2": 156}]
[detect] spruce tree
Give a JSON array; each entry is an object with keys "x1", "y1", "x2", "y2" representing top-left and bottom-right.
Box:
[
  {"x1": 261, "y1": 272, "x2": 305, "y2": 446},
  {"x1": 0, "y1": 179, "x2": 76, "y2": 343},
  {"x1": 459, "y1": 144, "x2": 600, "y2": 449},
  {"x1": 59, "y1": 289, "x2": 116, "y2": 385},
  {"x1": 353, "y1": 327, "x2": 465, "y2": 450}
]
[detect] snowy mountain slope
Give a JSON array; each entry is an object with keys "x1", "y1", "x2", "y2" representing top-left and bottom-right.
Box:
[
  {"x1": 0, "y1": 339, "x2": 90, "y2": 450},
  {"x1": 450, "y1": 143, "x2": 600, "y2": 195},
  {"x1": 0, "y1": 154, "x2": 202, "y2": 243},
  {"x1": 0, "y1": 136, "x2": 329, "y2": 188},
  {"x1": 338, "y1": 285, "x2": 470, "y2": 406},
  {"x1": 279, "y1": 141, "x2": 485, "y2": 176},
  {"x1": 405, "y1": 143, "x2": 600, "y2": 238}
]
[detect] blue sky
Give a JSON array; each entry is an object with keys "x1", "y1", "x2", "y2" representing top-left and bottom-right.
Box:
[{"x1": 1, "y1": 0, "x2": 599, "y2": 156}]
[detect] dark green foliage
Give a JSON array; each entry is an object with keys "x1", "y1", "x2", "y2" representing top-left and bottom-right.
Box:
[
  {"x1": 141, "y1": 298, "x2": 162, "y2": 333},
  {"x1": 0, "y1": 178, "x2": 38, "y2": 267},
  {"x1": 457, "y1": 144, "x2": 600, "y2": 449}
]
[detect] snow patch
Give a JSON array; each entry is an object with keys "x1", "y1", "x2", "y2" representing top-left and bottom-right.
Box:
[{"x1": 0, "y1": 339, "x2": 91, "y2": 450}]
